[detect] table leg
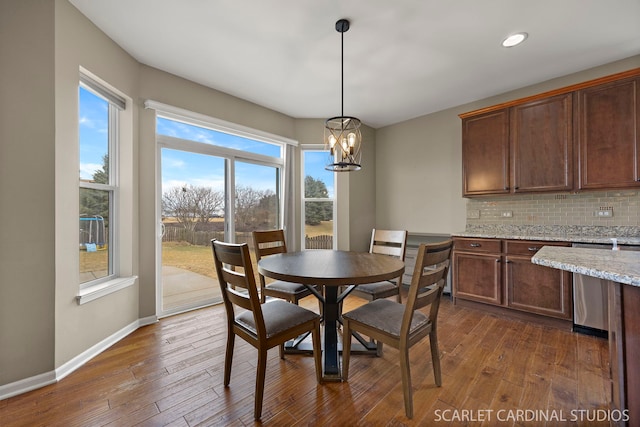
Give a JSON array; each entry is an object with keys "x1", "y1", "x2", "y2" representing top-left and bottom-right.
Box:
[{"x1": 322, "y1": 286, "x2": 341, "y2": 380}]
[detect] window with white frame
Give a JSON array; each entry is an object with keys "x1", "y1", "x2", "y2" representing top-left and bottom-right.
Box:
[
  {"x1": 78, "y1": 74, "x2": 125, "y2": 288},
  {"x1": 301, "y1": 148, "x2": 336, "y2": 249}
]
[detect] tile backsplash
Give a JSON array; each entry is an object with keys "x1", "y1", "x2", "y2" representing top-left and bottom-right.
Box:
[{"x1": 466, "y1": 190, "x2": 640, "y2": 227}]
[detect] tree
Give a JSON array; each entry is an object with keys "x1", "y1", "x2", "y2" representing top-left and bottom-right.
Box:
[
  {"x1": 162, "y1": 184, "x2": 224, "y2": 232},
  {"x1": 304, "y1": 176, "x2": 332, "y2": 225},
  {"x1": 234, "y1": 185, "x2": 277, "y2": 231},
  {"x1": 80, "y1": 154, "x2": 109, "y2": 221}
]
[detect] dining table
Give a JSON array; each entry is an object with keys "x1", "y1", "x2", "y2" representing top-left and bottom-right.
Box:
[{"x1": 257, "y1": 249, "x2": 405, "y2": 380}]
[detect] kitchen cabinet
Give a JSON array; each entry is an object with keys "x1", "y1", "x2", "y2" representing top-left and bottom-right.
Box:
[
  {"x1": 452, "y1": 237, "x2": 572, "y2": 320},
  {"x1": 452, "y1": 238, "x2": 502, "y2": 304},
  {"x1": 504, "y1": 240, "x2": 572, "y2": 319},
  {"x1": 461, "y1": 109, "x2": 510, "y2": 196},
  {"x1": 576, "y1": 77, "x2": 640, "y2": 190},
  {"x1": 461, "y1": 93, "x2": 573, "y2": 196},
  {"x1": 511, "y1": 93, "x2": 573, "y2": 193},
  {"x1": 460, "y1": 68, "x2": 640, "y2": 197},
  {"x1": 608, "y1": 281, "x2": 640, "y2": 427}
]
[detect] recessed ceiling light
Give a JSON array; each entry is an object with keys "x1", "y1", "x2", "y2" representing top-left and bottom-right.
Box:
[{"x1": 502, "y1": 32, "x2": 528, "y2": 48}]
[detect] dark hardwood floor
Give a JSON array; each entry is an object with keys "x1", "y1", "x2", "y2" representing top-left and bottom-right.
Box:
[{"x1": 0, "y1": 294, "x2": 610, "y2": 426}]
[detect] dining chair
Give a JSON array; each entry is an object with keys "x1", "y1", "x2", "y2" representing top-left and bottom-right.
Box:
[
  {"x1": 342, "y1": 240, "x2": 453, "y2": 419},
  {"x1": 211, "y1": 239, "x2": 323, "y2": 420},
  {"x1": 349, "y1": 229, "x2": 408, "y2": 302},
  {"x1": 252, "y1": 229, "x2": 317, "y2": 305}
]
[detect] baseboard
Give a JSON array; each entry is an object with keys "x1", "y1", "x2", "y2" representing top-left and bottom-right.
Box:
[
  {"x1": 0, "y1": 315, "x2": 158, "y2": 401},
  {"x1": 0, "y1": 371, "x2": 57, "y2": 401}
]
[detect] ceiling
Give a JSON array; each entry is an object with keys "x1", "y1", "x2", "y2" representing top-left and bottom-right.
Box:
[{"x1": 69, "y1": 0, "x2": 640, "y2": 129}]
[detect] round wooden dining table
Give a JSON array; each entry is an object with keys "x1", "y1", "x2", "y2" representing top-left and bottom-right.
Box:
[{"x1": 257, "y1": 249, "x2": 405, "y2": 380}]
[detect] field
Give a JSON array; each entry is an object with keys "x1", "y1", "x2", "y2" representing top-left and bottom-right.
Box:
[{"x1": 80, "y1": 221, "x2": 333, "y2": 278}]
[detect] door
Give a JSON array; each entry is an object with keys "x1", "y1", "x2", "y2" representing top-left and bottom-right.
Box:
[{"x1": 160, "y1": 148, "x2": 226, "y2": 315}]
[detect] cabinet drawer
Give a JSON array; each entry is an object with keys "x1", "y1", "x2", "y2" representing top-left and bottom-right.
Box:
[
  {"x1": 454, "y1": 238, "x2": 501, "y2": 253},
  {"x1": 504, "y1": 240, "x2": 569, "y2": 256}
]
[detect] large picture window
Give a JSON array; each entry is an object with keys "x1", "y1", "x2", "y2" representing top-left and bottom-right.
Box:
[
  {"x1": 78, "y1": 75, "x2": 124, "y2": 287},
  {"x1": 147, "y1": 101, "x2": 295, "y2": 316}
]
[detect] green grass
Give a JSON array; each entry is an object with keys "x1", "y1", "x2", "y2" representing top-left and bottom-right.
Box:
[{"x1": 81, "y1": 221, "x2": 334, "y2": 278}]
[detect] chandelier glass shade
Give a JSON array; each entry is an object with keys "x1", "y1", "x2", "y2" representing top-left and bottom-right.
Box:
[{"x1": 324, "y1": 19, "x2": 362, "y2": 172}]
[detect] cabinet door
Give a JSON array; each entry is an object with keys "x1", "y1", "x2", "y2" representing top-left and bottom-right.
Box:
[
  {"x1": 504, "y1": 255, "x2": 572, "y2": 319},
  {"x1": 462, "y1": 109, "x2": 510, "y2": 196},
  {"x1": 577, "y1": 77, "x2": 640, "y2": 189},
  {"x1": 511, "y1": 94, "x2": 573, "y2": 192},
  {"x1": 453, "y1": 251, "x2": 501, "y2": 305}
]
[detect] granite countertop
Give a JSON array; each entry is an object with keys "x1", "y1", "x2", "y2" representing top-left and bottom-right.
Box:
[
  {"x1": 452, "y1": 225, "x2": 640, "y2": 245},
  {"x1": 453, "y1": 231, "x2": 640, "y2": 245},
  {"x1": 532, "y1": 246, "x2": 640, "y2": 287}
]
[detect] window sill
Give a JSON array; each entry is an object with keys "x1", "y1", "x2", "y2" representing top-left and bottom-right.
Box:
[{"x1": 76, "y1": 276, "x2": 138, "y2": 305}]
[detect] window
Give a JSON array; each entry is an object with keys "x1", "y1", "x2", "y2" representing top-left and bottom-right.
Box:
[
  {"x1": 147, "y1": 100, "x2": 296, "y2": 315},
  {"x1": 302, "y1": 148, "x2": 335, "y2": 249},
  {"x1": 78, "y1": 74, "x2": 124, "y2": 288}
]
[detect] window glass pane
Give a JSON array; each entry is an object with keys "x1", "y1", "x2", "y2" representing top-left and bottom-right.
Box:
[
  {"x1": 157, "y1": 117, "x2": 281, "y2": 158},
  {"x1": 304, "y1": 200, "x2": 333, "y2": 249},
  {"x1": 303, "y1": 150, "x2": 334, "y2": 250},
  {"x1": 79, "y1": 188, "x2": 110, "y2": 282},
  {"x1": 303, "y1": 151, "x2": 334, "y2": 198},
  {"x1": 79, "y1": 87, "x2": 109, "y2": 182},
  {"x1": 235, "y1": 161, "x2": 279, "y2": 242}
]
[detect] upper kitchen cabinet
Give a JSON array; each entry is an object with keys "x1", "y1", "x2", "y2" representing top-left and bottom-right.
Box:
[
  {"x1": 460, "y1": 68, "x2": 640, "y2": 197},
  {"x1": 461, "y1": 93, "x2": 573, "y2": 197},
  {"x1": 510, "y1": 93, "x2": 573, "y2": 193},
  {"x1": 576, "y1": 77, "x2": 640, "y2": 190},
  {"x1": 462, "y1": 109, "x2": 510, "y2": 196}
]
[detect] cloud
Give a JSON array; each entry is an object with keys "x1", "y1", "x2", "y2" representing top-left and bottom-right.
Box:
[{"x1": 79, "y1": 162, "x2": 102, "y2": 180}]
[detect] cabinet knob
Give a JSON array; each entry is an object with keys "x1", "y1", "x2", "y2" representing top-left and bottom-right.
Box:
[
  {"x1": 528, "y1": 247, "x2": 539, "y2": 252},
  {"x1": 470, "y1": 243, "x2": 481, "y2": 247},
  {"x1": 514, "y1": 186, "x2": 520, "y2": 190},
  {"x1": 496, "y1": 259, "x2": 501, "y2": 263}
]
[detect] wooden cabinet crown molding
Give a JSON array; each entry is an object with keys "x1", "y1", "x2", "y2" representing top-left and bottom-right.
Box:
[{"x1": 459, "y1": 67, "x2": 640, "y2": 119}]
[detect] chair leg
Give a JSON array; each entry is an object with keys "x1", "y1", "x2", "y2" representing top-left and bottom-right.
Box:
[
  {"x1": 342, "y1": 320, "x2": 352, "y2": 380},
  {"x1": 223, "y1": 331, "x2": 235, "y2": 386},
  {"x1": 311, "y1": 319, "x2": 323, "y2": 384},
  {"x1": 430, "y1": 330, "x2": 442, "y2": 386},
  {"x1": 399, "y1": 343, "x2": 413, "y2": 419},
  {"x1": 254, "y1": 347, "x2": 268, "y2": 420},
  {"x1": 376, "y1": 340, "x2": 384, "y2": 357}
]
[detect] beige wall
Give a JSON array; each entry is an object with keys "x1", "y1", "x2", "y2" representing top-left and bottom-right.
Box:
[
  {"x1": 375, "y1": 55, "x2": 640, "y2": 235},
  {"x1": 136, "y1": 66, "x2": 301, "y2": 317},
  {"x1": 54, "y1": 0, "x2": 141, "y2": 367},
  {"x1": 1, "y1": 0, "x2": 638, "y2": 394},
  {"x1": 0, "y1": 0, "x2": 56, "y2": 385}
]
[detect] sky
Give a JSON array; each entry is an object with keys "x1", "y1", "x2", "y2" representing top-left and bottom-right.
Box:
[{"x1": 79, "y1": 88, "x2": 334, "y2": 197}]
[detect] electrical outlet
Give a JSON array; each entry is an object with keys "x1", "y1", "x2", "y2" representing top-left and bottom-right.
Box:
[
  {"x1": 502, "y1": 211, "x2": 513, "y2": 217},
  {"x1": 467, "y1": 209, "x2": 480, "y2": 219},
  {"x1": 595, "y1": 210, "x2": 613, "y2": 218}
]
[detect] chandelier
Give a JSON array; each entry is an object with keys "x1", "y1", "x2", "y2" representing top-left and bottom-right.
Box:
[{"x1": 324, "y1": 19, "x2": 362, "y2": 172}]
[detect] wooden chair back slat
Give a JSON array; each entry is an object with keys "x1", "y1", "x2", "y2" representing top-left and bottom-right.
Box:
[
  {"x1": 402, "y1": 240, "x2": 453, "y2": 334},
  {"x1": 211, "y1": 239, "x2": 265, "y2": 336},
  {"x1": 369, "y1": 229, "x2": 408, "y2": 260}
]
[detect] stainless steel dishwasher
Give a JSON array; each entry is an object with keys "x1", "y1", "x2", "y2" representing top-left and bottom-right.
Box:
[{"x1": 572, "y1": 242, "x2": 640, "y2": 337}]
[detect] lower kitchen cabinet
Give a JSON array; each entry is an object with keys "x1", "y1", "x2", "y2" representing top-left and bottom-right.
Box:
[
  {"x1": 608, "y1": 281, "x2": 640, "y2": 427},
  {"x1": 453, "y1": 238, "x2": 502, "y2": 305},
  {"x1": 453, "y1": 237, "x2": 572, "y2": 320}
]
